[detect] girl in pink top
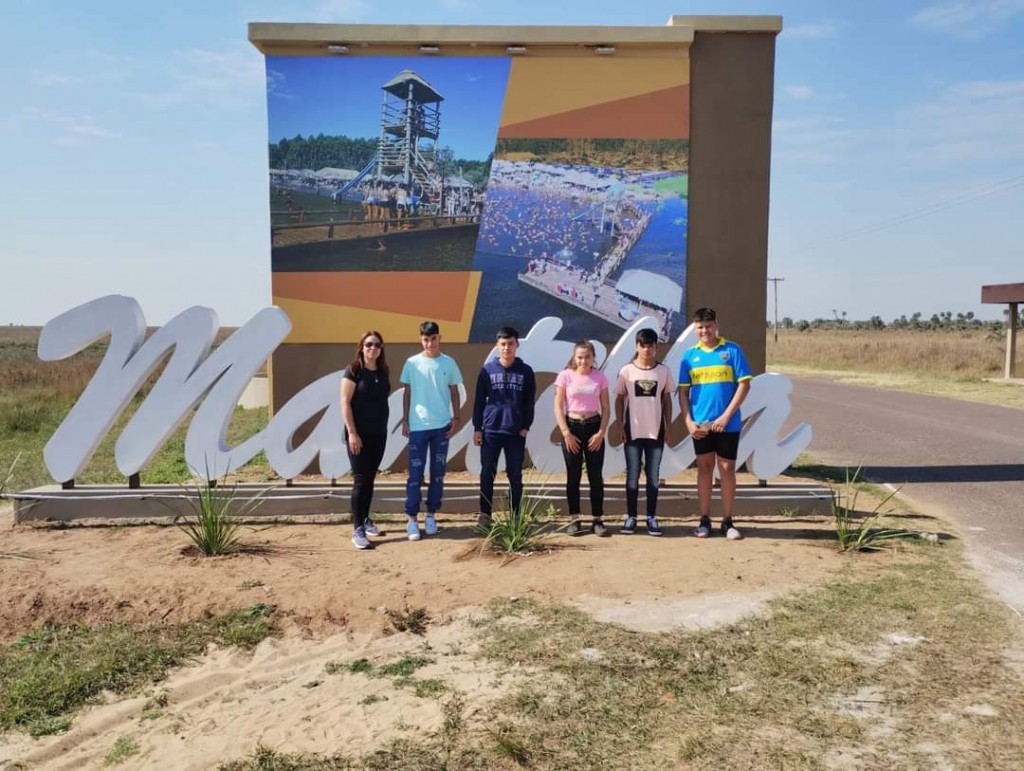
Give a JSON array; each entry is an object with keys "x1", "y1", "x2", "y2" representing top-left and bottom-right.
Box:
[{"x1": 554, "y1": 341, "x2": 611, "y2": 536}]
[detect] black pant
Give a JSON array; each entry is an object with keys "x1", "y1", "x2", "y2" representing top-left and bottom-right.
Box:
[
  {"x1": 347, "y1": 433, "x2": 387, "y2": 529},
  {"x1": 562, "y1": 416, "x2": 605, "y2": 517}
]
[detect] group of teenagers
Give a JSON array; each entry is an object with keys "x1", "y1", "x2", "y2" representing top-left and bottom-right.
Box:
[{"x1": 339, "y1": 308, "x2": 753, "y2": 550}]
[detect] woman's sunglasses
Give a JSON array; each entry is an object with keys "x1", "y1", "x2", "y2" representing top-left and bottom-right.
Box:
[{"x1": 363, "y1": 342, "x2": 382, "y2": 349}]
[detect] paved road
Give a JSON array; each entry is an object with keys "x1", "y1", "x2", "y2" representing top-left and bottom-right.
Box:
[{"x1": 788, "y1": 377, "x2": 1024, "y2": 613}]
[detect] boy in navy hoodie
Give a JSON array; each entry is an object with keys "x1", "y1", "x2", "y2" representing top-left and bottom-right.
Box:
[{"x1": 473, "y1": 326, "x2": 536, "y2": 527}]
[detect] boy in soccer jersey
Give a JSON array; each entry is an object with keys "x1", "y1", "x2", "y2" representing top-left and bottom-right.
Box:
[
  {"x1": 678, "y1": 307, "x2": 752, "y2": 539},
  {"x1": 400, "y1": 321, "x2": 464, "y2": 541}
]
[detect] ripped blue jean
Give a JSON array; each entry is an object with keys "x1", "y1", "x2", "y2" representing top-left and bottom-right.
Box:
[{"x1": 404, "y1": 426, "x2": 451, "y2": 517}]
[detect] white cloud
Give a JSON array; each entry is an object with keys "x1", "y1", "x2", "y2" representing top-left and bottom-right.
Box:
[
  {"x1": 30, "y1": 70, "x2": 85, "y2": 87},
  {"x1": 784, "y1": 85, "x2": 814, "y2": 101},
  {"x1": 15, "y1": 107, "x2": 121, "y2": 144},
  {"x1": 771, "y1": 114, "x2": 857, "y2": 164},
  {"x1": 901, "y1": 78, "x2": 1024, "y2": 162},
  {"x1": 137, "y1": 45, "x2": 265, "y2": 108},
  {"x1": 909, "y1": 0, "x2": 1024, "y2": 38},
  {"x1": 783, "y1": 21, "x2": 840, "y2": 39}
]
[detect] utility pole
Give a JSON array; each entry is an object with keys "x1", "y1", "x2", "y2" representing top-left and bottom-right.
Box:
[{"x1": 768, "y1": 276, "x2": 785, "y2": 342}]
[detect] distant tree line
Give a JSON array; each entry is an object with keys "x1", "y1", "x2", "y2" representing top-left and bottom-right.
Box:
[
  {"x1": 770, "y1": 309, "x2": 1022, "y2": 333},
  {"x1": 268, "y1": 134, "x2": 493, "y2": 187},
  {"x1": 495, "y1": 138, "x2": 689, "y2": 170}
]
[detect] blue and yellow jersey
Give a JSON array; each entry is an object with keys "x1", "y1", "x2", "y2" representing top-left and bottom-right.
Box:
[{"x1": 678, "y1": 338, "x2": 752, "y2": 432}]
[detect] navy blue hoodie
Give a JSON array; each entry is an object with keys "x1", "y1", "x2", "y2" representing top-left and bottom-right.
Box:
[{"x1": 473, "y1": 357, "x2": 536, "y2": 435}]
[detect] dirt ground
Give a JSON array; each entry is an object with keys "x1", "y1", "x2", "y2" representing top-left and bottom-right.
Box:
[
  {"x1": 0, "y1": 490, "x2": 850, "y2": 769},
  {"x1": 0, "y1": 505, "x2": 843, "y2": 642}
]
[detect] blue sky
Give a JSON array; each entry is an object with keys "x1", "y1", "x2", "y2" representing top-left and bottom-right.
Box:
[
  {"x1": 2, "y1": 0, "x2": 1023, "y2": 325},
  {"x1": 267, "y1": 56, "x2": 509, "y2": 159}
]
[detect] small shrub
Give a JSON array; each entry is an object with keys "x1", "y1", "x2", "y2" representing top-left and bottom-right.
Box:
[{"x1": 384, "y1": 606, "x2": 430, "y2": 636}]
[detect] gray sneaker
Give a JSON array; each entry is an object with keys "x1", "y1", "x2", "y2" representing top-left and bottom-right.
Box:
[
  {"x1": 592, "y1": 519, "x2": 610, "y2": 537},
  {"x1": 567, "y1": 519, "x2": 584, "y2": 536},
  {"x1": 352, "y1": 528, "x2": 373, "y2": 550},
  {"x1": 646, "y1": 516, "x2": 664, "y2": 537},
  {"x1": 477, "y1": 513, "x2": 493, "y2": 533},
  {"x1": 364, "y1": 519, "x2": 381, "y2": 537},
  {"x1": 621, "y1": 516, "x2": 637, "y2": 534}
]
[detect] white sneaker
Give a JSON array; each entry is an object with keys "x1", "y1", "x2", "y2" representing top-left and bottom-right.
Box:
[
  {"x1": 725, "y1": 526, "x2": 742, "y2": 540},
  {"x1": 406, "y1": 519, "x2": 421, "y2": 541}
]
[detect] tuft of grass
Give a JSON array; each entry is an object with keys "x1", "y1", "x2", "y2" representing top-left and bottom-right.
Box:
[
  {"x1": 175, "y1": 464, "x2": 271, "y2": 556},
  {"x1": 240, "y1": 578, "x2": 264, "y2": 590},
  {"x1": 478, "y1": 484, "x2": 561, "y2": 559},
  {"x1": 0, "y1": 607, "x2": 275, "y2": 735},
  {"x1": 384, "y1": 606, "x2": 430, "y2": 636},
  {"x1": 374, "y1": 656, "x2": 430, "y2": 678},
  {"x1": 828, "y1": 468, "x2": 919, "y2": 551},
  {"x1": 104, "y1": 736, "x2": 140, "y2": 766}
]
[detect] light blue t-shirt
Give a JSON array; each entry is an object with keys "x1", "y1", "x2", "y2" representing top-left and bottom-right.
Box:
[{"x1": 400, "y1": 352, "x2": 463, "y2": 432}]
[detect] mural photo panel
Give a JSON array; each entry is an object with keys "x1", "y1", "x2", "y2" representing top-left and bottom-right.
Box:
[{"x1": 264, "y1": 53, "x2": 688, "y2": 344}]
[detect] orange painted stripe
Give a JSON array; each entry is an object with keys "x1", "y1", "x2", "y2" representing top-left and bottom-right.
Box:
[
  {"x1": 273, "y1": 272, "x2": 474, "y2": 321},
  {"x1": 500, "y1": 84, "x2": 689, "y2": 140},
  {"x1": 500, "y1": 58, "x2": 690, "y2": 126}
]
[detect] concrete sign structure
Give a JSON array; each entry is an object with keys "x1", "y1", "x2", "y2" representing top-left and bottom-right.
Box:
[{"x1": 249, "y1": 17, "x2": 783, "y2": 468}]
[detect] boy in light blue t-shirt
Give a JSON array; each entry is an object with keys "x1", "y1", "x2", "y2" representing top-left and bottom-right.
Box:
[{"x1": 399, "y1": 320, "x2": 463, "y2": 541}]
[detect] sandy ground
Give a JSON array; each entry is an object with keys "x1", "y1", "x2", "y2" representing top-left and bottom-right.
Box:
[{"x1": 0, "y1": 501, "x2": 846, "y2": 769}]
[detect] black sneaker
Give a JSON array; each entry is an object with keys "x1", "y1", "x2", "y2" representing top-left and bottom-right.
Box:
[
  {"x1": 721, "y1": 519, "x2": 742, "y2": 540},
  {"x1": 621, "y1": 516, "x2": 637, "y2": 534},
  {"x1": 567, "y1": 518, "x2": 584, "y2": 536},
  {"x1": 592, "y1": 519, "x2": 610, "y2": 537},
  {"x1": 695, "y1": 515, "x2": 712, "y2": 538},
  {"x1": 646, "y1": 516, "x2": 664, "y2": 537}
]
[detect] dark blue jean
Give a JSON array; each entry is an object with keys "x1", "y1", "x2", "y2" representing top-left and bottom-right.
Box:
[
  {"x1": 623, "y1": 439, "x2": 664, "y2": 518},
  {"x1": 479, "y1": 432, "x2": 526, "y2": 516},
  {"x1": 405, "y1": 426, "x2": 451, "y2": 517}
]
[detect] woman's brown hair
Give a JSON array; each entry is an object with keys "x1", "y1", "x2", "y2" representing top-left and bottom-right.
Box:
[{"x1": 348, "y1": 330, "x2": 390, "y2": 377}]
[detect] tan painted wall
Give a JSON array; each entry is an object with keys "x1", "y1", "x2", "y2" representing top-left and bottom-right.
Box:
[{"x1": 687, "y1": 31, "x2": 775, "y2": 373}]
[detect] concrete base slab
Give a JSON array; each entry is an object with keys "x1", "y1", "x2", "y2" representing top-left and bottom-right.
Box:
[{"x1": 12, "y1": 481, "x2": 831, "y2": 525}]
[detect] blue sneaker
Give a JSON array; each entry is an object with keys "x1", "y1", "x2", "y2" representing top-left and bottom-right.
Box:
[
  {"x1": 621, "y1": 516, "x2": 637, "y2": 535},
  {"x1": 406, "y1": 518, "x2": 421, "y2": 542},
  {"x1": 364, "y1": 519, "x2": 381, "y2": 537},
  {"x1": 646, "y1": 516, "x2": 664, "y2": 537},
  {"x1": 424, "y1": 513, "x2": 438, "y2": 536}
]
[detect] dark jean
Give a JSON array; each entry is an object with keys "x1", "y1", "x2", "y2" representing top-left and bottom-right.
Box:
[
  {"x1": 346, "y1": 433, "x2": 386, "y2": 529},
  {"x1": 562, "y1": 416, "x2": 605, "y2": 517},
  {"x1": 479, "y1": 432, "x2": 526, "y2": 516},
  {"x1": 405, "y1": 425, "x2": 451, "y2": 517},
  {"x1": 623, "y1": 438, "x2": 664, "y2": 519}
]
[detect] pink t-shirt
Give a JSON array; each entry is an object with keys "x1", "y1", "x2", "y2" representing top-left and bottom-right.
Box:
[
  {"x1": 554, "y1": 368, "x2": 609, "y2": 414},
  {"x1": 615, "y1": 361, "x2": 673, "y2": 441}
]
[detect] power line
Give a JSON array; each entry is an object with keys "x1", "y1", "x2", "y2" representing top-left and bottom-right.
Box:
[{"x1": 788, "y1": 172, "x2": 1024, "y2": 256}]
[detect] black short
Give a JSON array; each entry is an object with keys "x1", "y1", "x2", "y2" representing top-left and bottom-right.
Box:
[{"x1": 692, "y1": 431, "x2": 740, "y2": 460}]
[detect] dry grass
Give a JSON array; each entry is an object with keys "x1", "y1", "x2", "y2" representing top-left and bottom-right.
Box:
[
  {"x1": 767, "y1": 328, "x2": 1015, "y2": 379},
  {"x1": 767, "y1": 329, "x2": 1024, "y2": 409}
]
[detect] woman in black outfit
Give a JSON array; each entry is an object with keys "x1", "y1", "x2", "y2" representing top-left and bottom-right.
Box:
[{"x1": 340, "y1": 330, "x2": 391, "y2": 550}]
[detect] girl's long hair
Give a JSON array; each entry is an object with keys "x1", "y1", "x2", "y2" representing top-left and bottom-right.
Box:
[
  {"x1": 348, "y1": 330, "x2": 390, "y2": 377},
  {"x1": 564, "y1": 340, "x2": 597, "y2": 370}
]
